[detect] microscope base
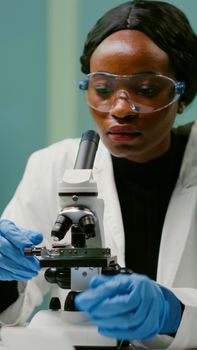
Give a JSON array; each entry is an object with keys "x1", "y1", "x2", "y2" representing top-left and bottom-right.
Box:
[
  {"x1": 75, "y1": 347, "x2": 117, "y2": 350},
  {"x1": 29, "y1": 310, "x2": 117, "y2": 348}
]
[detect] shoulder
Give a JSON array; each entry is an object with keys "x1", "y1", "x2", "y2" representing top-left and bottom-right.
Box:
[
  {"x1": 27, "y1": 138, "x2": 80, "y2": 169},
  {"x1": 23, "y1": 137, "x2": 111, "y2": 183},
  {"x1": 177, "y1": 121, "x2": 197, "y2": 187},
  {"x1": 172, "y1": 121, "x2": 195, "y2": 137}
]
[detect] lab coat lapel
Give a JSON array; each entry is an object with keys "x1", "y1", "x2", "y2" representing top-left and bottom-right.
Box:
[
  {"x1": 93, "y1": 142, "x2": 126, "y2": 267},
  {"x1": 157, "y1": 122, "x2": 197, "y2": 286},
  {"x1": 157, "y1": 186, "x2": 197, "y2": 285}
]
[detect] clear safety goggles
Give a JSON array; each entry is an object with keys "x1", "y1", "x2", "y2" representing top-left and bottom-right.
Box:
[{"x1": 79, "y1": 72, "x2": 185, "y2": 114}]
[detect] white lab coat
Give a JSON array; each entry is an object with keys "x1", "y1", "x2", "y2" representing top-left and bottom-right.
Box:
[{"x1": 1, "y1": 122, "x2": 197, "y2": 349}]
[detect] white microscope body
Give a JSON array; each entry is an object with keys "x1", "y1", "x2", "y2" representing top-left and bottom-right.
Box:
[{"x1": 25, "y1": 130, "x2": 118, "y2": 349}]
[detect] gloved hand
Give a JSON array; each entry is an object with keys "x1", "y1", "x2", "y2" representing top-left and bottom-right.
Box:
[
  {"x1": 0, "y1": 219, "x2": 43, "y2": 280},
  {"x1": 75, "y1": 273, "x2": 182, "y2": 340}
]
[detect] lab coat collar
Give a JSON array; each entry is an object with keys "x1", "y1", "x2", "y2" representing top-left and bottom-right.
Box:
[
  {"x1": 157, "y1": 122, "x2": 197, "y2": 285},
  {"x1": 93, "y1": 142, "x2": 126, "y2": 267}
]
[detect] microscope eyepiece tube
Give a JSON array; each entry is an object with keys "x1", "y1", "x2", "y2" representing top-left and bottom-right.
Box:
[{"x1": 74, "y1": 130, "x2": 100, "y2": 169}]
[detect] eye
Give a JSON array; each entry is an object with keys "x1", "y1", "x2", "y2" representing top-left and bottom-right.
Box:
[
  {"x1": 135, "y1": 84, "x2": 161, "y2": 97},
  {"x1": 93, "y1": 84, "x2": 113, "y2": 98}
]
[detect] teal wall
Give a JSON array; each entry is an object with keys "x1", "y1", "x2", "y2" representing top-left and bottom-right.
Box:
[
  {"x1": 1, "y1": 0, "x2": 197, "y2": 214},
  {"x1": 0, "y1": 0, "x2": 48, "y2": 213}
]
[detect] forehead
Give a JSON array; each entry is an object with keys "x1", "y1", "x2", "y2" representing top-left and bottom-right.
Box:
[{"x1": 90, "y1": 30, "x2": 173, "y2": 76}]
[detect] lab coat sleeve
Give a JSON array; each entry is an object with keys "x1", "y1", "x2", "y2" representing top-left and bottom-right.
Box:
[
  {"x1": 0, "y1": 271, "x2": 49, "y2": 326},
  {"x1": 167, "y1": 288, "x2": 197, "y2": 349},
  {"x1": 0, "y1": 149, "x2": 54, "y2": 325},
  {"x1": 0, "y1": 140, "x2": 77, "y2": 325},
  {"x1": 1, "y1": 148, "x2": 60, "y2": 235},
  {"x1": 140, "y1": 288, "x2": 197, "y2": 349}
]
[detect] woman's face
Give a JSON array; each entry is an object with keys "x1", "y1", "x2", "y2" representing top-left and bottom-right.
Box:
[{"x1": 89, "y1": 30, "x2": 179, "y2": 163}]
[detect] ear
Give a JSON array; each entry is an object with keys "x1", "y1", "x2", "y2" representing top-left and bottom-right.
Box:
[{"x1": 177, "y1": 100, "x2": 185, "y2": 114}]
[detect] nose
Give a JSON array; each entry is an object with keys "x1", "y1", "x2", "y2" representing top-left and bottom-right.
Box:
[{"x1": 110, "y1": 90, "x2": 139, "y2": 120}]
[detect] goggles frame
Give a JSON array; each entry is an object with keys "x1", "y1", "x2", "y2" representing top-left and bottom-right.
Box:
[{"x1": 79, "y1": 72, "x2": 185, "y2": 114}]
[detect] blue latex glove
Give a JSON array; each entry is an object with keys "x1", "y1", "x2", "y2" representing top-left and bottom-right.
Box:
[
  {"x1": 0, "y1": 219, "x2": 43, "y2": 280},
  {"x1": 75, "y1": 273, "x2": 182, "y2": 340}
]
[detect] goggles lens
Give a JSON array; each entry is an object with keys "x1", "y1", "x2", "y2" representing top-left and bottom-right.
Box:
[{"x1": 79, "y1": 73, "x2": 185, "y2": 114}]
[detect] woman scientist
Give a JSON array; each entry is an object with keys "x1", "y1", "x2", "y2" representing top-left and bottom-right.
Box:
[{"x1": 1, "y1": 0, "x2": 197, "y2": 348}]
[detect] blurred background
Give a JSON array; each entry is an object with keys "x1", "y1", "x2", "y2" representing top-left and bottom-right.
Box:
[{"x1": 1, "y1": 0, "x2": 197, "y2": 214}]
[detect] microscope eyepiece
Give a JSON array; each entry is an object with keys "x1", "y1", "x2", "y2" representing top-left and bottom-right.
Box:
[
  {"x1": 51, "y1": 130, "x2": 100, "y2": 242},
  {"x1": 74, "y1": 130, "x2": 100, "y2": 169}
]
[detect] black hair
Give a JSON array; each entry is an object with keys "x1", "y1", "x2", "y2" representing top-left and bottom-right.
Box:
[{"x1": 80, "y1": 0, "x2": 197, "y2": 106}]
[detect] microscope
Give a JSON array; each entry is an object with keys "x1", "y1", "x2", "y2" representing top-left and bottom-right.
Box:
[{"x1": 24, "y1": 130, "x2": 132, "y2": 350}]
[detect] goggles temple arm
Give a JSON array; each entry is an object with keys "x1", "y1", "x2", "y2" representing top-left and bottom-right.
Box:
[
  {"x1": 175, "y1": 81, "x2": 185, "y2": 95},
  {"x1": 79, "y1": 79, "x2": 89, "y2": 91}
]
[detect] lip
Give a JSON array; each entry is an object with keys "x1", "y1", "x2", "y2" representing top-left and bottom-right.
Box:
[
  {"x1": 107, "y1": 125, "x2": 142, "y2": 142},
  {"x1": 108, "y1": 125, "x2": 140, "y2": 134}
]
